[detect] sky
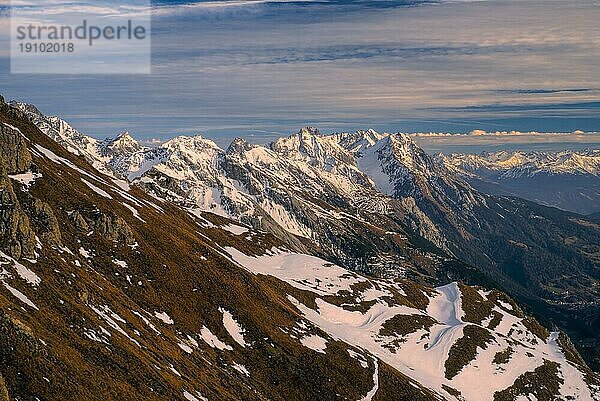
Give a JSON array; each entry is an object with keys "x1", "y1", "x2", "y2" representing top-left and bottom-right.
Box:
[{"x1": 1, "y1": 0, "x2": 599, "y2": 152}]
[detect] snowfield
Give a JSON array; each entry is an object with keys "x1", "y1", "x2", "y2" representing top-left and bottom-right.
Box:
[{"x1": 226, "y1": 246, "x2": 597, "y2": 401}]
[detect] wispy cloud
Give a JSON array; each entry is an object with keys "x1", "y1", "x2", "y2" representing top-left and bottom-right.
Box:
[
  {"x1": 496, "y1": 88, "x2": 593, "y2": 95},
  {"x1": 411, "y1": 130, "x2": 600, "y2": 154},
  {"x1": 1, "y1": 0, "x2": 598, "y2": 152},
  {"x1": 425, "y1": 101, "x2": 600, "y2": 116}
]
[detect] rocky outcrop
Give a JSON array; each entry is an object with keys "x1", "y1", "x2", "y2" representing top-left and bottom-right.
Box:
[
  {"x1": 0, "y1": 310, "x2": 46, "y2": 401},
  {"x1": 29, "y1": 199, "x2": 62, "y2": 248},
  {"x1": 0, "y1": 124, "x2": 31, "y2": 175},
  {"x1": 0, "y1": 124, "x2": 36, "y2": 259},
  {"x1": 69, "y1": 209, "x2": 135, "y2": 245},
  {"x1": 0, "y1": 178, "x2": 36, "y2": 259}
]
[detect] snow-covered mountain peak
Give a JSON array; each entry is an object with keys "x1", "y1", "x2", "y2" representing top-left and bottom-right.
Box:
[
  {"x1": 113, "y1": 131, "x2": 137, "y2": 145},
  {"x1": 100, "y1": 131, "x2": 144, "y2": 156},
  {"x1": 435, "y1": 149, "x2": 600, "y2": 214},
  {"x1": 10, "y1": 101, "x2": 97, "y2": 147},
  {"x1": 161, "y1": 135, "x2": 221, "y2": 154},
  {"x1": 299, "y1": 125, "x2": 321, "y2": 137},
  {"x1": 8, "y1": 101, "x2": 115, "y2": 175},
  {"x1": 560, "y1": 151, "x2": 600, "y2": 175},
  {"x1": 150, "y1": 135, "x2": 223, "y2": 183},
  {"x1": 8, "y1": 100, "x2": 44, "y2": 118},
  {"x1": 351, "y1": 133, "x2": 433, "y2": 197},
  {"x1": 378, "y1": 133, "x2": 434, "y2": 173},
  {"x1": 226, "y1": 137, "x2": 255, "y2": 155},
  {"x1": 332, "y1": 129, "x2": 389, "y2": 154},
  {"x1": 271, "y1": 126, "x2": 324, "y2": 153},
  {"x1": 272, "y1": 127, "x2": 323, "y2": 153},
  {"x1": 359, "y1": 128, "x2": 385, "y2": 142},
  {"x1": 440, "y1": 149, "x2": 600, "y2": 178},
  {"x1": 386, "y1": 132, "x2": 419, "y2": 149},
  {"x1": 271, "y1": 127, "x2": 357, "y2": 171}
]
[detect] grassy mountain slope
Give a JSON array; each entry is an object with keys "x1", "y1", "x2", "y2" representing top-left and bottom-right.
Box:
[{"x1": 1, "y1": 97, "x2": 598, "y2": 400}]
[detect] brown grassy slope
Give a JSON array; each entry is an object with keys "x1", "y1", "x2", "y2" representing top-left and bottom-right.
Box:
[{"x1": 0, "y1": 98, "x2": 441, "y2": 400}]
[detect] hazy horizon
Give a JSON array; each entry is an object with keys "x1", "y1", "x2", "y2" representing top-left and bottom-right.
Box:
[{"x1": 7, "y1": 95, "x2": 599, "y2": 154}]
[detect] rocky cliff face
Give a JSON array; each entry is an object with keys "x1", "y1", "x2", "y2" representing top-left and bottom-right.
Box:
[
  {"x1": 0, "y1": 117, "x2": 37, "y2": 260},
  {"x1": 0, "y1": 123, "x2": 31, "y2": 173}
]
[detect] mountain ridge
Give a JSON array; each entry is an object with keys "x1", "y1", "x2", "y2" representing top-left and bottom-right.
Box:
[
  {"x1": 437, "y1": 150, "x2": 600, "y2": 215},
  {"x1": 9, "y1": 100, "x2": 600, "y2": 372},
  {"x1": 1, "y1": 94, "x2": 599, "y2": 399}
]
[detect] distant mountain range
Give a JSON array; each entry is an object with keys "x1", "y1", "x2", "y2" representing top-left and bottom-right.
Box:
[
  {"x1": 2, "y1": 97, "x2": 599, "y2": 399},
  {"x1": 437, "y1": 150, "x2": 600, "y2": 215}
]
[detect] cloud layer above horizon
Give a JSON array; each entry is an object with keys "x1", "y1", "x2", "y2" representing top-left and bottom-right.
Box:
[{"x1": 1, "y1": 0, "x2": 599, "y2": 152}]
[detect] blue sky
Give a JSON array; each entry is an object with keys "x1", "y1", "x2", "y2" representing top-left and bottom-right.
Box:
[{"x1": 1, "y1": 0, "x2": 599, "y2": 151}]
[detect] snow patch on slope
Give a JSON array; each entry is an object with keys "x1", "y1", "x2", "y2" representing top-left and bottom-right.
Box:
[
  {"x1": 220, "y1": 308, "x2": 247, "y2": 347},
  {"x1": 300, "y1": 334, "x2": 328, "y2": 354},
  {"x1": 226, "y1": 246, "x2": 596, "y2": 401}
]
